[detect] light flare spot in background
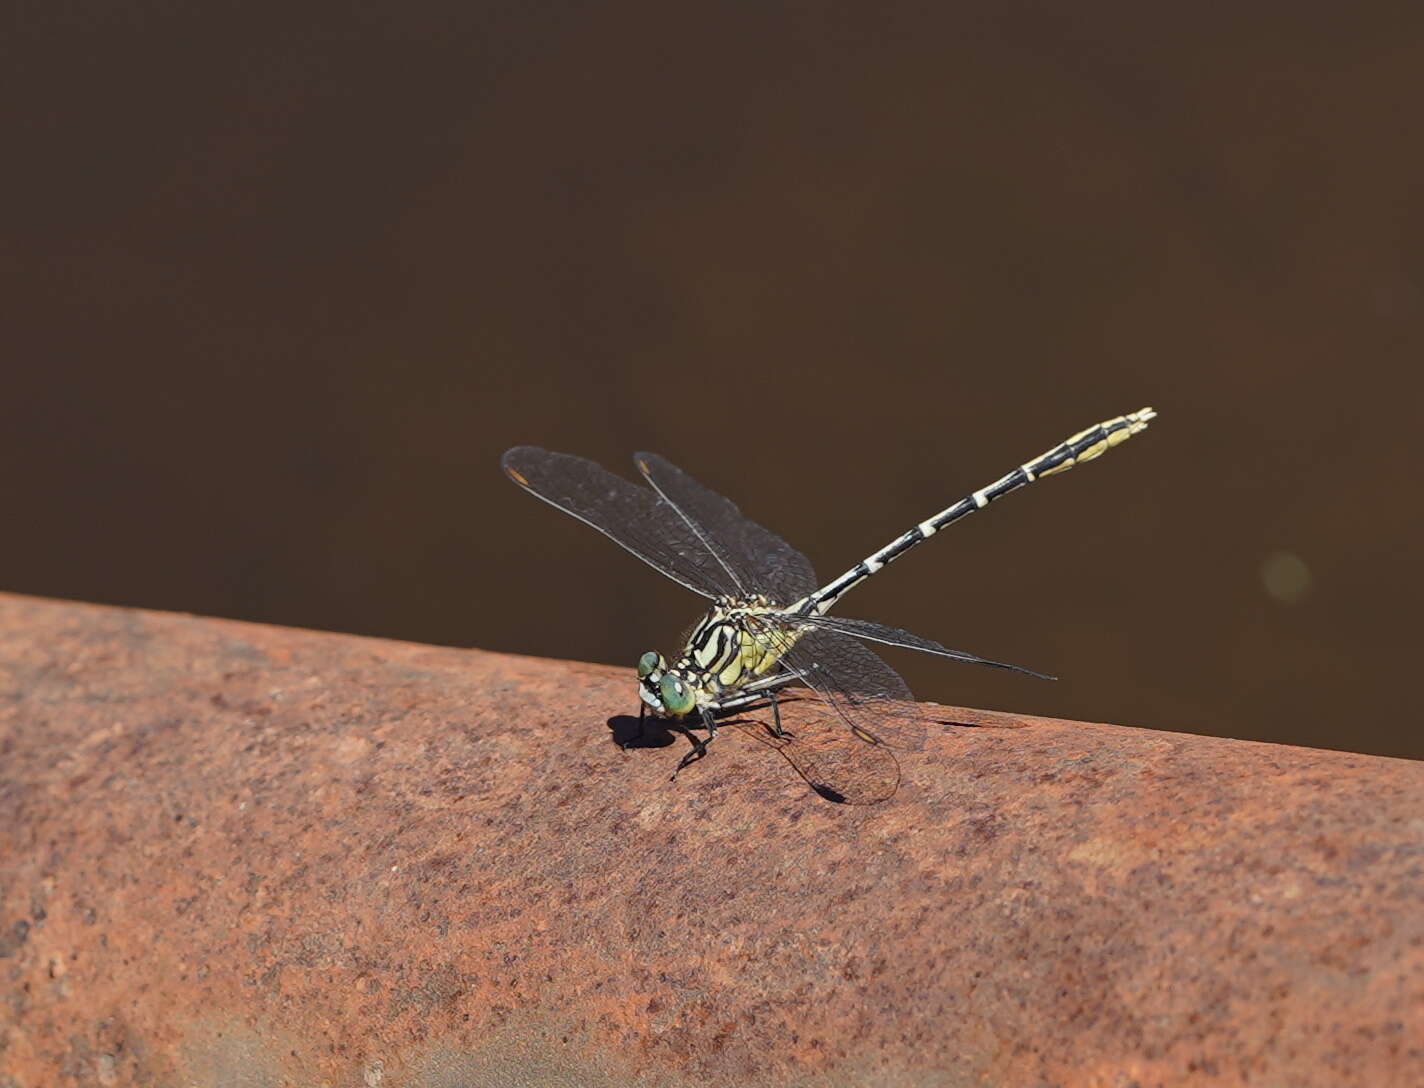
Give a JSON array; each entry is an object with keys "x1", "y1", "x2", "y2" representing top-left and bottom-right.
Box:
[{"x1": 1261, "y1": 551, "x2": 1313, "y2": 605}]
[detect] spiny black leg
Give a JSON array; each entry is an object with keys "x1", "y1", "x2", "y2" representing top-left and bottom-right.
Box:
[
  {"x1": 670, "y1": 708, "x2": 719, "y2": 780},
  {"x1": 701, "y1": 705, "x2": 719, "y2": 742},
  {"x1": 620, "y1": 704, "x2": 648, "y2": 751},
  {"x1": 671, "y1": 744, "x2": 705, "y2": 779},
  {"x1": 768, "y1": 688, "x2": 785, "y2": 738}
]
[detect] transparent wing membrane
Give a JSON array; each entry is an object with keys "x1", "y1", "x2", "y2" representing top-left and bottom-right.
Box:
[
  {"x1": 746, "y1": 616, "x2": 929, "y2": 753},
  {"x1": 782, "y1": 614, "x2": 1052, "y2": 680},
  {"x1": 726, "y1": 710, "x2": 902, "y2": 806},
  {"x1": 501, "y1": 446, "x2": 737, "y2": 598},
  {"x1": 634, "y1": 452, "x2": 819, "y2": 606}
]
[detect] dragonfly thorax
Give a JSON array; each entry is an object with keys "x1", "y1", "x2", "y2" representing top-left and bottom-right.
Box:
[{"x1": 636, "y1": 596, "x2": 794, "y2": 719}]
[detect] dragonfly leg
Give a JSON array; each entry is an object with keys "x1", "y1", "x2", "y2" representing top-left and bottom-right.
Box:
[
  {"x1": 768, "y1": 688, "x2": 784, "y2": 738},
  {"x1": 708, "y1": 668, "x2": 803, "y2": 714},
  {"x1": 620, "y1": 704, "x2": 647, "y2": 750},
  {"x1": 670, "y1": 707, "x2": 719, "y2": 779}
]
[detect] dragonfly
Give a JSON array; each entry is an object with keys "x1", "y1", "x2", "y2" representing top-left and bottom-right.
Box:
[{"x1": 503, "y1": 407, "x2": 1156, "y2": 802}]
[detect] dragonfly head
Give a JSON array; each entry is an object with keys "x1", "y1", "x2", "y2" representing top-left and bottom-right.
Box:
[{"x1": 636, "y1": 651, "x2": 696, "y2": 717}]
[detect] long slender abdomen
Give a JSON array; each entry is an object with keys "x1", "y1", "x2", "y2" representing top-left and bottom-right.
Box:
[{"x1": 802, "y1": 407, "x2": 1156, "y2": 614}]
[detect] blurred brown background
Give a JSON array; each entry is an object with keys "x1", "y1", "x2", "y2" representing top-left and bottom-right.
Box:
[{"x1": 4, "y1": 4, "x2": 1421, "y2": 757}]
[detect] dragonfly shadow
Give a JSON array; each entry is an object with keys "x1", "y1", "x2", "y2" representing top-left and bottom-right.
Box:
[
  {"x1": 606, "y1": 714, "x2": 677, "y2": 750},
  {"x1": 724, "y1": 711, "x2": 901, "y2": 806},
  {"x1": 606, "y1": 708, "x2": 895, "y2": 804},
  {"x1": 933, "y1": 715, "x2": 1032, "y2": 731}
]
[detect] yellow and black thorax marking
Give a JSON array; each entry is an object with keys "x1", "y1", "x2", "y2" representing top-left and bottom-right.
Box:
[{"x1": 675, "y1": 596, "x2": 803, "y2": 693}]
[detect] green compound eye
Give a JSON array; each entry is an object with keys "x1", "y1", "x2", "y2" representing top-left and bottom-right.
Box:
[
  {"x1": 658, "y1": 673, "x2": 695, "y2": 716},
  {"x1": 637, "y1": 651, "x2": 664, "y2": 679}
]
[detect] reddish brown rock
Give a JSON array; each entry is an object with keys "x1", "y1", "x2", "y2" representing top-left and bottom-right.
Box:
[{"x1": 0, "y1": 593, "x2": 1420, "y2": 1086}]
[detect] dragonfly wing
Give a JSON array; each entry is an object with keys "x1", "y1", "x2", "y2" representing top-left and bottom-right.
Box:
[
  {"x1": 634, "y1": 452, "x2": 819, "y2": 606},
  {"x1": 785, "y1": 614, "x2": 1052, "y2": 679},
  {"x1": 747, "y1": 615, "x2": 928, "y2": 752},
  {"x1": 502, "y1": 446, "x2": 739, "y2": 598},
  {"x1": 725, "y1": 710, "x2": 902, "y2": 805}
]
